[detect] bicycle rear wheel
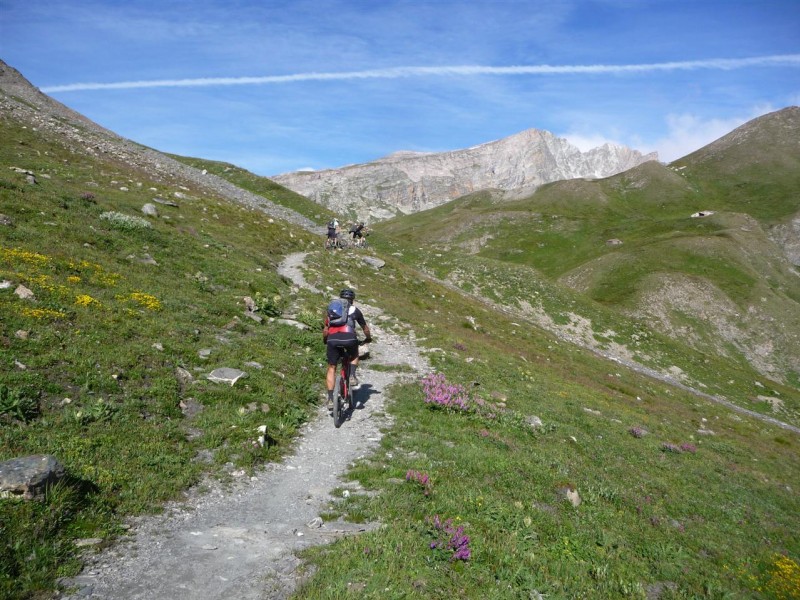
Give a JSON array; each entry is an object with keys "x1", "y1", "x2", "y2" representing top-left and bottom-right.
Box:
[
  {"x1": 347, "y1": 372, "x2": 356, "y2": 410},
  {"x1": 333, "y1": 371, "x2": 344, "y2": 428}
]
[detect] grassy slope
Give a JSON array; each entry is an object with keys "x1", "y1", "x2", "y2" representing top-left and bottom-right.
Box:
[
  {"x1": 168, "y1": 154, "x2": 335, "y2": 226},
  {"x1": 2, "y1": 106, "x2": 799, "y2": 599},
  {"x1": 372, "y1": 134, "x2": 800, "y2": 390},
  {"x1": 0, "y1": 118, "x2": 326, "y2": 598},
  {"x1": 293, "y1": 248, "x2": 800, "y2": 598}
]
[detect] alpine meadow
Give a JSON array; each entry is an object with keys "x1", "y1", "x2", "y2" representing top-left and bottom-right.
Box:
[{"x1": 1, "y1": 58, "x2": 799, "y2": 599}]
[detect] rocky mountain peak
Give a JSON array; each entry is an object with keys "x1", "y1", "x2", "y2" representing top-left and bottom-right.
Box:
[{"x1": 273, "y1": 128, "x2": 658, "y2": 221}]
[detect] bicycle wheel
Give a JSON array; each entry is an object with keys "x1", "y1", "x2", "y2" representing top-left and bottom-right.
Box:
[{"x1": 333, "y1": 371, "x2": 344, "y2": 428}]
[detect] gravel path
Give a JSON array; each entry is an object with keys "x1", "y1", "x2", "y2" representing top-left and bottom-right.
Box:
[{"x1": 62, "y1": 252, "x2": 431, "y2": 599}]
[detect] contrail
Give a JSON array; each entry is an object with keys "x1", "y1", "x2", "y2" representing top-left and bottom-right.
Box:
[{"x1": 41, "y1": 54, "x2": 800, "y2": 93}]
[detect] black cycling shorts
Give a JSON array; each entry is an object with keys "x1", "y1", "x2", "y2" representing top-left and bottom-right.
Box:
[{"x1": 326, "y1": 339, "x2": 358, "y2": 365}]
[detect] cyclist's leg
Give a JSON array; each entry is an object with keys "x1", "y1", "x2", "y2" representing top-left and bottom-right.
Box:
[
  {"x1": 325, "y1": 343, "x2": 340, "y2": 409},
  {"x1": 345, "y1": 341, "x2": 360, "y2": 386}
]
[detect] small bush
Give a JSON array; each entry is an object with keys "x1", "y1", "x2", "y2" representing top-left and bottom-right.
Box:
[
  {"x1": 0, "y1": 385, "x2": 39, "y2": 422},
  {"x1": 99, "y1": 211, "x2": 151, "y2": 231},
  {"x1": 71, "y1": 398, "x2": 117, "y2": 425}
]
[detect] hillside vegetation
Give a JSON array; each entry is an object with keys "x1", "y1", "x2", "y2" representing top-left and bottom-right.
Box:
[
  {"x1": 1, "y1": 78, "x2": 799, "y2": 599},
  {"x1": 374, "y1": 108, "x2": 800, "y2": 394}
]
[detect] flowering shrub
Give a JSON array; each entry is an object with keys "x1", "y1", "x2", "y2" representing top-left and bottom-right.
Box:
[
  {"x1": 75, "y1": 294, "x2": 101, "y2": 307},
  {"x1": 19, "y1": 307, "x2": 66, "y2": 319},
  {"x1": 99, "y1": 211, "x2": 151, "y2": 231},
  {"x1": 427, "y1": 515, "x2": 471, "y2": 561},
  {"x1": 766, "y1": 553, "x2": 800, "y2": 599},
  {"x1": 422, "y1": 372, "x2": 473, "y2": 411},
  {"x1": 129, "y1": 292, "x2": 161, "y2": 311},
  {"x1": 679, "y1": 443, "x2": 697, "y2": 453},
  {"x1": 0, "y1": 246, "x2": 50, "y2": 267},
  {"x1": 629, "y1": 426, "x2": 647, "y2": 438},
  {"x1": 406, "y1": 469, "x2": 433, "y2": 496}
]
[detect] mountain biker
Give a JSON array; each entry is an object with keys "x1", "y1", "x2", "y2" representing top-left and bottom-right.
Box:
[
  {"x1": 322, "y1": 288, "x2": 371, "y2": 410},
  {"x1": 326, "y1": 218, "x2": 339, "y2": 245},
  {"x1": 350, "y1": 221, "x2": 366, "y2": 241}
]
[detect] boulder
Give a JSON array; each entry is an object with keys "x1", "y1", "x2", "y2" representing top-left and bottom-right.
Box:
[
  {"x1": 141, "y1": 203, "x2": 159, "y2": 217},
  {"x1": 361, "y1": 256, "x2": 385, "y2": 269},
  {"x1": 0, "y1": 455, "x2": 66, "y2": 500}
]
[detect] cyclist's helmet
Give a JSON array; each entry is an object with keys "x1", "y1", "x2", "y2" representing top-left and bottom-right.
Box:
[{"x1": 340, "y1": 289, "x2": 356, "y2": 301}]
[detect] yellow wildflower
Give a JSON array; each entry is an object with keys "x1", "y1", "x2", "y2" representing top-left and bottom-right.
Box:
[
  {"x1": 19, "y1": 307, "x2": 66, "y2": 319},
  {"x1": 129, "y1": 292, "x2": 161, "y2": 311},
  {"x1": 75, "y1": 294, "x2": 101, "y2": 307}
]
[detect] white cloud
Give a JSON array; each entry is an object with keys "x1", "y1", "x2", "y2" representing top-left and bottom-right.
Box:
[
  {"x1": 648, "y1": 105, "x2": 775, "y2": 162},
  {"x1": 41, "y1": 54, "x2": 800, "y2": 93}
]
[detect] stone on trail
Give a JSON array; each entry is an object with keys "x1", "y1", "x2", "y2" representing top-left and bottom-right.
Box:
[{"x1": 0, "y1": 454, "x2": 66, "y2": 500}]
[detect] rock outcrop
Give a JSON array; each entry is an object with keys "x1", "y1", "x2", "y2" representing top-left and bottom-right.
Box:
[{"x1": 273, "y1": 129, "x2": 658, "y2": 221}]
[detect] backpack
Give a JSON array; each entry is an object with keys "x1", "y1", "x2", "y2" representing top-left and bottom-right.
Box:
[
  {"x1": 328, "y1": 220, "x2": 337, "y2": 230},
  {"x1": 327, "y1": 298, "x2": 351, "y2": 327}
]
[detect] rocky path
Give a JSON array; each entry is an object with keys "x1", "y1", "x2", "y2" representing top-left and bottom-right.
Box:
[{"x1": 62, "y1": 252, "x2": 430, "y2": 599}]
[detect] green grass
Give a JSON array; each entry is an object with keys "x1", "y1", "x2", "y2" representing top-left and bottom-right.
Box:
[
  {"x1": 168, "y1": 154, "x2": 335, "y2": 226},
  {"x1": 373, "y1": 154, "x2": 800, "y2": 387},
  {"x1": 3, "y1": 107, "x2": 800, "y2": 599},
  {"x1": 293, "y1": 248, "x2": 800, "y2": 599},
  {"x1": 0, "y1": 117, "x2": 324, "y2": 598}
]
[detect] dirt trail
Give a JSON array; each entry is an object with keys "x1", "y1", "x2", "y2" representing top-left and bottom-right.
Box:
[{"x1": 63, "y1": 252, "x2": 430, "y2": 599}]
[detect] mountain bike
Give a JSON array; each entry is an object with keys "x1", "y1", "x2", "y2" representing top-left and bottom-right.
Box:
[
  {"x1": 325, "y1": 235, "x2": 348, "y2": 250},
  {"x1": 331, "y1": 339, "x2": 366, "y2": 428}
]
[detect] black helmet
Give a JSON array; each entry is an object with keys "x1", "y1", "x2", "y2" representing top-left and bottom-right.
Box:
[{"x1": 340, "y1": 288, "x2": 355, "y2": 301}]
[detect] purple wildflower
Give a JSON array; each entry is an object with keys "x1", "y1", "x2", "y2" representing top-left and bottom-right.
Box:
[
  {"x1": 629, "y1": 426, "x2": 647, "y2": 438},
  {"x1": 426, "y1": 515, "x2": 471, "y2": 562},
  {"x1": 421, "y1": 373, "x2": 472, "y2": 411},
  {"x1": 679, "y1": 443, "x2": 697, "y2": 453},
  {"x1": 406, "y1": 470, "x2": 433, "y2": 495}
]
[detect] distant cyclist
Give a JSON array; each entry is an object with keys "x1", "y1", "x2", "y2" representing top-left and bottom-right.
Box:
[
  {"x1": 326, "y1": 218, "x2": 339, "y2": 246},
  {"x1": 322, "y1": 288, "x2": 371, "y2": 410},
  {"x1": 350, "y1": 221, "x2": 366, "y2": 242}
]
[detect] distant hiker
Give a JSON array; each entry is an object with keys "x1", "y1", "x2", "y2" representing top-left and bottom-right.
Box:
[{"x1": 322, "y1": 288, "x2": 371, "y2": 410}]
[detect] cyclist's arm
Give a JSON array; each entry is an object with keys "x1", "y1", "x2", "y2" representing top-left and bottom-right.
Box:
[
  {"x1": 322, "y1": 316, "x2": 330, "y2": 343},
  {"x1": 354, "y1": 308, "x2": 372, "y2": 342}
]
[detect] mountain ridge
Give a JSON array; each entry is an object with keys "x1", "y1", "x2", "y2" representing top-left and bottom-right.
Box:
[{"x1": 272, "y1": 126, "x2": 658, "y2": 221}]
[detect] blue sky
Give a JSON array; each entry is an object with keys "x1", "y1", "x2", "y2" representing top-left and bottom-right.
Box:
[{"x1": 1, "y1": 0, "x2": 799, "y2": 176}]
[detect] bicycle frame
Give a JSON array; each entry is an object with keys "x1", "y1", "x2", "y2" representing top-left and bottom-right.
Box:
[{"x1": 331, "y1": 341, "x2": 360, "y2": 427}]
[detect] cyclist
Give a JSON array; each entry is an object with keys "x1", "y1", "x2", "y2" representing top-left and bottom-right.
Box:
[
  {"x1": 350, "y1": 221, "x2": 366, "y2": 243},
  {"x1": 326, "y1": 218, "x2": 339, "y2": 247},
  {"x1": 322, "y1": 288, "x2": 371, "y2": 410}
]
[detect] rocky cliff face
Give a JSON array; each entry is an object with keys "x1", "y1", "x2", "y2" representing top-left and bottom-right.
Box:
[{"x1": 273, "y1": 129, "x2": 658, "y2": 221}]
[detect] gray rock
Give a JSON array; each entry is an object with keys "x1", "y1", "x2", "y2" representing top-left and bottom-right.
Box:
[
  {"x1": 141, "y1": 203, "x2": 158, "y2": 217},
  {"x1": 207, "y1": 368, "x2": 248, "y2": 386},
  {"x1": 179, "y1": 398, "x2": 204, "y2": 419},
  {"x1": 0, "y1": 455, "x2": 66, "y2": 500},
  {"x1": 14, "y1": 284, "x2": 34, "y2": 300},
  {"x1": 361, "y1": 256, "x2": 385, "y2": 269},
  {"x1": 152, "y1": 197, "x2": 179, "y2": 207},
  {"x1": 276, "y1": 318, "x2": 308, "y2": 329}
]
